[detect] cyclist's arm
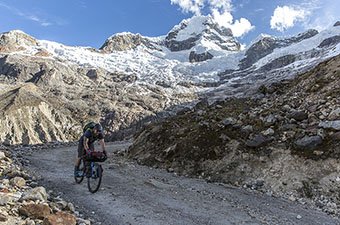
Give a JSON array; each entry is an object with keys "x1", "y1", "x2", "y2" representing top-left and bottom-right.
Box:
[
  {"x1": 99, "y1": 138, "x2": 106, "y2": 154},
  {"x1": 83, "y1": 137, "x2": 90, "y2": 152}
]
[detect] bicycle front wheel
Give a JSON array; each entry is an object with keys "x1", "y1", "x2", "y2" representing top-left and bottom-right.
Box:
[{"x1": 87, "y1": 163, "x2": 102, "y2": 193}]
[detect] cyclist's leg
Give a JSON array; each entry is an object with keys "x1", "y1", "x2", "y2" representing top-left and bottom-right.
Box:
[
  {"x1": 85, "y1": 142, "x2": 95, "y2": 177},
  {"x1": 75, "y1": 136, "x2": 85, "y2": 174}
]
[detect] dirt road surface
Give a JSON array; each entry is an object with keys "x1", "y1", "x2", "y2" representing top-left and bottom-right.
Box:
[{"x1": 24, "y1": 141, "x2": 340, "y2": 225}]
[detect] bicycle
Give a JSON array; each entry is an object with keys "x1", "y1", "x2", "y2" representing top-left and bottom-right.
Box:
[{"x1": 74, "y1": 151, "x2": 107, "y2": 193}]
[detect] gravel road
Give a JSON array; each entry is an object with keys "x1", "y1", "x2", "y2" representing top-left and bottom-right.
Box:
[{"x1": 24, "y1": 141, "x2": 340, "y2": 225}]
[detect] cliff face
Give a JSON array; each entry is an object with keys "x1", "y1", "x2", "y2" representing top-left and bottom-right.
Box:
[{"x1": 0, "y1": 53, "x2": 196, "y2": 145}]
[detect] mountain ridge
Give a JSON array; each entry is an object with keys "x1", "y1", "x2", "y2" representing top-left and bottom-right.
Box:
[{"x1": 0, "y1": 17, "x2": 339, "y2": 144}]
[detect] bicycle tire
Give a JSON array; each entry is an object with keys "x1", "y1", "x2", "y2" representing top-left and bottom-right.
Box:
[
  {"x1": 87, "y1": 163, "x2": 102, "y2": 193},
  {"x1": 74, "y1": 158, "x2": 85, "y2": 184}
]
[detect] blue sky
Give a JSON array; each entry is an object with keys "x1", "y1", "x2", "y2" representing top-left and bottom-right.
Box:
[{"x1": 0, "y1": 0, "x2": 339, "y2": 48}]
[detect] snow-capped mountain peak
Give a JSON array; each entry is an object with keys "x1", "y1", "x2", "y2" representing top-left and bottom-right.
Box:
[{"x1": 164, "y1": 15, "x2": 240, "y2": 53}]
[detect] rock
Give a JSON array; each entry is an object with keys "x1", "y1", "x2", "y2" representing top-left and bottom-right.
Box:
[
  {"x1": 262, "y1": 128, "x2": 275, "y2": 136},
  {"x1": 319, "y1": 120, "x2": 340, "y2": 131},
  {"x1": 281, "y1": 123, "x2": 298, "y2": 131},
  {"x1": 0, "y1": 151, "x2": 5, "y2": 160},
  {"x1": 255, "y1": 180, "x2": 264, "y2": 187},
  {"x1": 289, "y1": 110, "x2": 308, "y2": 121},
  {"x1": 1, "y1": 179, "x2": 9, "y2": 186},
  {"x1": 264, "y1": 114, "x2": 277, "y2": 126},
  {"x1": 43, "y1": 211, "x2": 76, "y2": 225},
  {"x1": 0, "y1": 192, "x2": 21, "y2": 205},
  {"x1": 328, "y1": 108, "x2": 340, "y2": 120},
  {"x1": 308, "y1": 105, "x2": 318, "y2": 113},
  {"x1": 246, "y1": 134, "x2": 271, "y2": 148},
  {"x1": 86, "y1": 69, "x2": 98, "y2": 79},
  {"x1": 282, "y1": 104, "x2": 291, "y2": 112},
  {"x1": 66, "y1": 203, "x2": 75, "y2": 213},
  {"x1": 318, "y1": 36, "x2": 340, "y2": 48},
  {"x1": 297, "y1": 215, "x2": 302, "y2": 219},
  {"x1": 19, "y1": 203, "x2": 51, "y2": 219},
  {"x1": 289, "y1": 196, "x2": 297, "y2": 202},
  {"x1": 330, "y1": 132, "x2": 340, "y2": 141},
  {"x1": 222, "y1": 117, "x2": 237, "y2": 126},
  {"x1": 77, "y1": 218, "x2": 91, "y2": 225},
  {"x1": 189, "y1": 51, "x2": 213, "y2": 63},
  {"x1": 294, "y1": 135, "x2": 322, "y2": 150},
  {"x1": 0, "y1": 211, "x2": 8, "y2": 222},
  {"x1": 10, "y1": 176, "x2": 26, "y2": 187},
  {"x1": 242, "y1": 125, "x2": 253, "y2": 133},
  {"x1": 56, "y1": 200, "x2": 68, "y2": 210},
  {"x1": 21, "y1": 187, "x2": 48, "y2": 202}
]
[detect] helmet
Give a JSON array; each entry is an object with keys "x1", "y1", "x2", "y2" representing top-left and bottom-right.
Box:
[{"x1": 94, "y1": 123, "x2": 103, "y2": 133}]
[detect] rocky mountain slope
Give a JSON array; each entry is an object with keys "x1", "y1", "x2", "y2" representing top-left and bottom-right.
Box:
[
  {"x1": 0, "y1": 17, "x2": 339, "y2": 144},
  {"x1": 128, "y1": 54, "x2": 340, "y2": 215}
]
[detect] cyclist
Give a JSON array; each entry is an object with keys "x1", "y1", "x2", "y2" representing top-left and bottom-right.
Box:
[{"x1": 74, "y1": 123, "x2": 107, "y2": 177}]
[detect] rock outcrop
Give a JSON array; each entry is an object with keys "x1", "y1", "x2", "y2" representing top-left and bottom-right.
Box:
[
  {"x1": 240, "y1": 29, "x2": 318, "y2": 69},
  {"x1": 0, "y1": 30, "x2": 38, "y2": 53},
  {"x1": 189, "y1": 51, "x2": 213, "y2": 63},
  {"x1": 100, "y1": 33, "x2": 159, "y2": 52}
]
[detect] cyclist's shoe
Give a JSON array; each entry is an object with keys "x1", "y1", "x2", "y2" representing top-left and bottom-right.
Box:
[
  {"x1": 74, "y1": 168, "x2": 83, "y2": 177},
  {"x1": 76, "y1": 171, "x2": 84, "y2": 177}
]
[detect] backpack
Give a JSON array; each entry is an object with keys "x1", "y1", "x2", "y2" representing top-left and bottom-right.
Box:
[{"x1": 83, "y1": 121, "x2": 96, "y2": 133}]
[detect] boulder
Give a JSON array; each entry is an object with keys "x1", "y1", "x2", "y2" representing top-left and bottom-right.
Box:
[
  {"x1": 246, "y1": 134, "x2": 271, "y2": 148},
  {"x1": 43, "y1": 211, "x2": 76, "y2": 225},
  {"x1": 19, "y1": 203, "x2": 51, "y2": 219},
  {"x1": 21, "y1": 186, "x2": 48, "y2": 202},
  {"x1": 0, "y1": 151, "x2": 5, "y2": 160},
  {"x1": 0, "y1": 211, "x2": 8, "y2": 222},
  {"x1": 10, "y1": 176, "x2": 26, "y2": 188},
  {"x1": 289, "y1": 110, "x2": 308, "y2": 121},
  {"x1": 295, "y1": 135, "x2": 322, "y2": 150},
  {"x1": 319, "y1": 120, "x2": 340, "y2": 131},
  {"x1": 0, "y1": 192, "x2": 21, "y2": 205},
  {"x1": 328, "y1": 108, "x2": 340, "y2": 120}
]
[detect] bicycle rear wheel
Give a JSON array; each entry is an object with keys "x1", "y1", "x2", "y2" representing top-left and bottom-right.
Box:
[
  {"x1": 74, "y1": 158, "x2": 85, "y2": 184},
  {"x1": 87, "y1": 163, "x2": 102, "y2": 193}
]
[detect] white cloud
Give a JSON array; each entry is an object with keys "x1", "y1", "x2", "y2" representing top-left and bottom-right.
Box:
[
  {"x1": 229, "y1": 18, "x2": 254, "y2": 37},
  {"x1": 211, "y1": 9, "x2": 253, "y2": 37},
  {"x1": 170, "y1": 0, "x2": 204, "y2": 15},
  {"x1": 0, "y1": 2, "x2": 56, "y2": 27},
  {"x1": 270, "y1": 6, "x2": 309, "y2": 32},
  {"x1": 171, "y1": 0, "x2": 254, "y2": 37}
]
